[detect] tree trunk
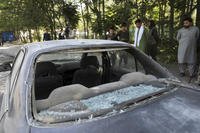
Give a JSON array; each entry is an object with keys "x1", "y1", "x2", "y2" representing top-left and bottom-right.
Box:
[
  {"x1": 169, "y1": 0, "x2": 175, "y2": 41},
  {"x1": 102, "y1": 0, "x2": 106, "y2": 39},
  {"x1": 28, "y1": 29, "x2": 33, "y2": 43},
  {"x1": 86, "y1": 4, "x2": 90, "y2": 39},
  {"x1": 186, "y1": 0, "x2": 190, "y2": 13},
  {"x1": 179, "y1": 0, "x2": 186, "y2": 27},
  {"x1": 80, "y1": 3, "x2": 87, "y2": 39},
  {"x1": 196, "y1": 0, "x2": 200, "y2": 29},
  {"x1": 98, "y1": 0, "x2": 102, "y2": 38},
  {"x1": 158, "y1": 0, "x2": 166, "y2": 38},
  {"x1": 136, "y1": 0, "x2": 139, "y2": 18},
  {"x1": 52, "y1": 3, "x2": 57, "y2": 40},
  {"x1": 35, "y1": 27, "x2": 41, "y2": 42}
]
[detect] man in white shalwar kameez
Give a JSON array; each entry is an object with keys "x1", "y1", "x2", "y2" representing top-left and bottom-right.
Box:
[
  {"x1": 132, "y1": 19, "x2": 148, "y2": 53},
  {"x1": 177, "y1": 17, "x2": 199, "y2": 82}
]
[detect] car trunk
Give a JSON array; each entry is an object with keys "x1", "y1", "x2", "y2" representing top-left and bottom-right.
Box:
[{"x1": 31, "y1": 86, "x2": 200, "y2": 133}]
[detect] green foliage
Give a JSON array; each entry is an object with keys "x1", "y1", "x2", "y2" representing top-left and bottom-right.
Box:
[
  {"x1": 0, "y1": 0, "x2": 200, "y2": 63},
  {"x1": 105, "y1": 3, "x2": 132, "y2": 27},
  {"x1": 0, "y1": 0, "x2": 79, "y2": 41},
  {"x1": 158, "y1": 38, "x2": 178, "y2": 63},
  {"x1": 63, "y1": 3, "x2": 80, "y2": 28}
]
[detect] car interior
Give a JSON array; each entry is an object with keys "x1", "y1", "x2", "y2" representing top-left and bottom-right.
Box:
[
  {"x1": 33, "y1": 48, "x2": 161, "y2": 122},
  {"x1": 34, "y1": 49, "x2": 147, "y2": 99}
]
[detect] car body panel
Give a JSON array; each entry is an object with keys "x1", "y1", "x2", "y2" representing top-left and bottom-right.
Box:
[{"x1": 30, "y1": 87, "x2": 200, "y2": 133}]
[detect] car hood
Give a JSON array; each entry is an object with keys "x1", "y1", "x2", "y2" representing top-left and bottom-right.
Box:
[{"x1": 31, "y1": 86, "x2": 200, "y2": 133}]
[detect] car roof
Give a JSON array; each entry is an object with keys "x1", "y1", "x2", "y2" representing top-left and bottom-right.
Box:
[{"x1": 23, "y1": 39, "x2": 131, "y2": 53}]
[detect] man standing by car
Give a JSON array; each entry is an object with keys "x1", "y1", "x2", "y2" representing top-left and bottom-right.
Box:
[
  {"x1": 132, "y1": 19, "x2": 148, "y2": 54},
  {"x1": 146, "y1": 20, "x2": 160, "y2": 61},
  {"x1": 116, "y1": 22, "x2": 129, "y2": 43},
  {"x1": 107, "y1": 26, "x2": 118, "y2": 41},
  {"x1": 177, "y1": 17, "x2": 199, "y2": 82},
  {"x1": 58, "y1": 28, "x2": 65, "y2": 40},
  {"x1": 43, "y1": 29, "x2": 51, "y2": 41},
  {"x1": 116, "y1": 22, "x2": 129, "y2": 65}
]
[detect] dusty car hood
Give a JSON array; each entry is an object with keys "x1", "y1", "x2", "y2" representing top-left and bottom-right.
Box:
[{"x1": 31, "y1": 87, "x2": 200, "y2": 133}]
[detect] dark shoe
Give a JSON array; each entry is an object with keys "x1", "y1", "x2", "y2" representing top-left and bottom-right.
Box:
[{"x1": 179, "y1": 73, "x2": 185, "y2": 77}]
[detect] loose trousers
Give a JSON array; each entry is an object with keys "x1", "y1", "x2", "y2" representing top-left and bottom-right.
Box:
[{"x1": 179, "y1": 63, "x2": 196, "y2": 77}]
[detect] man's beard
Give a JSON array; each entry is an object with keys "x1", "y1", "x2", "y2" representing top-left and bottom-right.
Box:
[{"x1": 184, "y1": 25, "x2": 190, "y2": 28}]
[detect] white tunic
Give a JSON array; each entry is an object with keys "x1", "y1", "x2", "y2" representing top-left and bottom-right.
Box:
[{"x1": 177, "y1": 26, "x2": 199, "y2": 64}]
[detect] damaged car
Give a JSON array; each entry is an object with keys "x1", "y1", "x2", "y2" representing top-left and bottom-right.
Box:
[{"x1": 0, "y1": 39, "x2": 200, "y2": 133}]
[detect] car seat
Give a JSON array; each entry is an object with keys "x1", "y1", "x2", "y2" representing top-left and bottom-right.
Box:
[
  {"x1": 35, "y1": 61, "x2": 63, "y2": 100},
  {"x1": 73, "y1": 56, "x2": 101, "y2": 87}
]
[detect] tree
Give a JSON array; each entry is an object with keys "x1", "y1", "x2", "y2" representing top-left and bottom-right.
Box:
[
  {"x1": 1, "y1": 0, "x2": 200, "y2": 62},
  {"x1": 63, "y1": 3, "x2": 80, "y2": 29},
  {"x1": 169, "y1": 0, "x2": 175, "y2": 42},
  {"x1": 0, "y1": 0, "x2": 80, "y2": 41},
  {"x1": 196, "y1": 0, "x2": 200, "y2": 29}
]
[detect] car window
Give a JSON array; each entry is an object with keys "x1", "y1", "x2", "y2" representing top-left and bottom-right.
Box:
[
  {"x1": 108, "y1": 50, "x2": 145, "y2": 73},
  {"x1": 37, "y1": 51, "x2": 82, "y2": 64},
  {"x1": 33, "y1": 48, "x2": 168, "y2": 124},
  {"x1": 36, "y1": 84, "x2": 168, "y2": 124},
  {"x1": 34, "y1": 48, "x2": 148, "y2": 102}
]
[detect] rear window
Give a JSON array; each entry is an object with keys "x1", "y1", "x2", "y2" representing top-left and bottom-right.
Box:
[
  {"x1": 37, "y1": 84, "x2": 166, "y2": 123},
  {"x1": 32, "y1": 47, "x2": 167, "y2": 124}
]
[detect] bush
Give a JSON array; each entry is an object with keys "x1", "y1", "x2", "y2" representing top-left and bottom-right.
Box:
[{"x1": 158, "y1": 38, "x2": 178, "y2": 64}]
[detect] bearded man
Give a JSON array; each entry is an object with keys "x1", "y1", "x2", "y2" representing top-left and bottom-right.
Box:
[{"x1": 177, "y1": 17, "x2": 199, "y2": 82}]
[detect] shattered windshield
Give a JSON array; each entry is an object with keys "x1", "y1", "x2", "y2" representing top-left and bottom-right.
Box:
[
  {"x1": 33, "y1": 47, "x2": 170, "y2": 124},
  {"x1": 37, "y1": 84, "x2": 168, "y2": 123},
  {"x1": 81, "y1": 85, "x2": 163, "y2": 111}
]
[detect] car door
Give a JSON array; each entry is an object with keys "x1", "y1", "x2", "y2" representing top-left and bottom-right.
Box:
[{"x1": 0, "y1": 49, "x2": 25, "y2": 133}]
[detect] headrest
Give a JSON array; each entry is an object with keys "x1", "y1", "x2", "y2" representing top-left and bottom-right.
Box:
[
  {"x1": 35, "y1": 61, "x2": 56, "y2": 77},
  {"x1": 120, "y1": 72, "x2": 157, "y2": 85},
  {"x1": 80, "y1": 56, "x2": 99, "y2": 68}
]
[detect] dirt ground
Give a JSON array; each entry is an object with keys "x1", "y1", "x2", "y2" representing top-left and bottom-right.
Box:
[{"x1": 162, "y1": 63, "x2": 200, "y2": 86}]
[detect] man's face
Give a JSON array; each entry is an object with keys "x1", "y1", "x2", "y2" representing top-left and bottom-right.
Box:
[
  {"x1": 109, "y1": 29, "x2": 114, "y2": 34},
  {"x1": 135, "y1": 22, "x2": 142, "y2": 28},
  {"x1": 121, "y1": 26, "x2": 127, "y2": 31},
  {"x1": 183, "y1": 20, "x2": 191, "y2": 28}
]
